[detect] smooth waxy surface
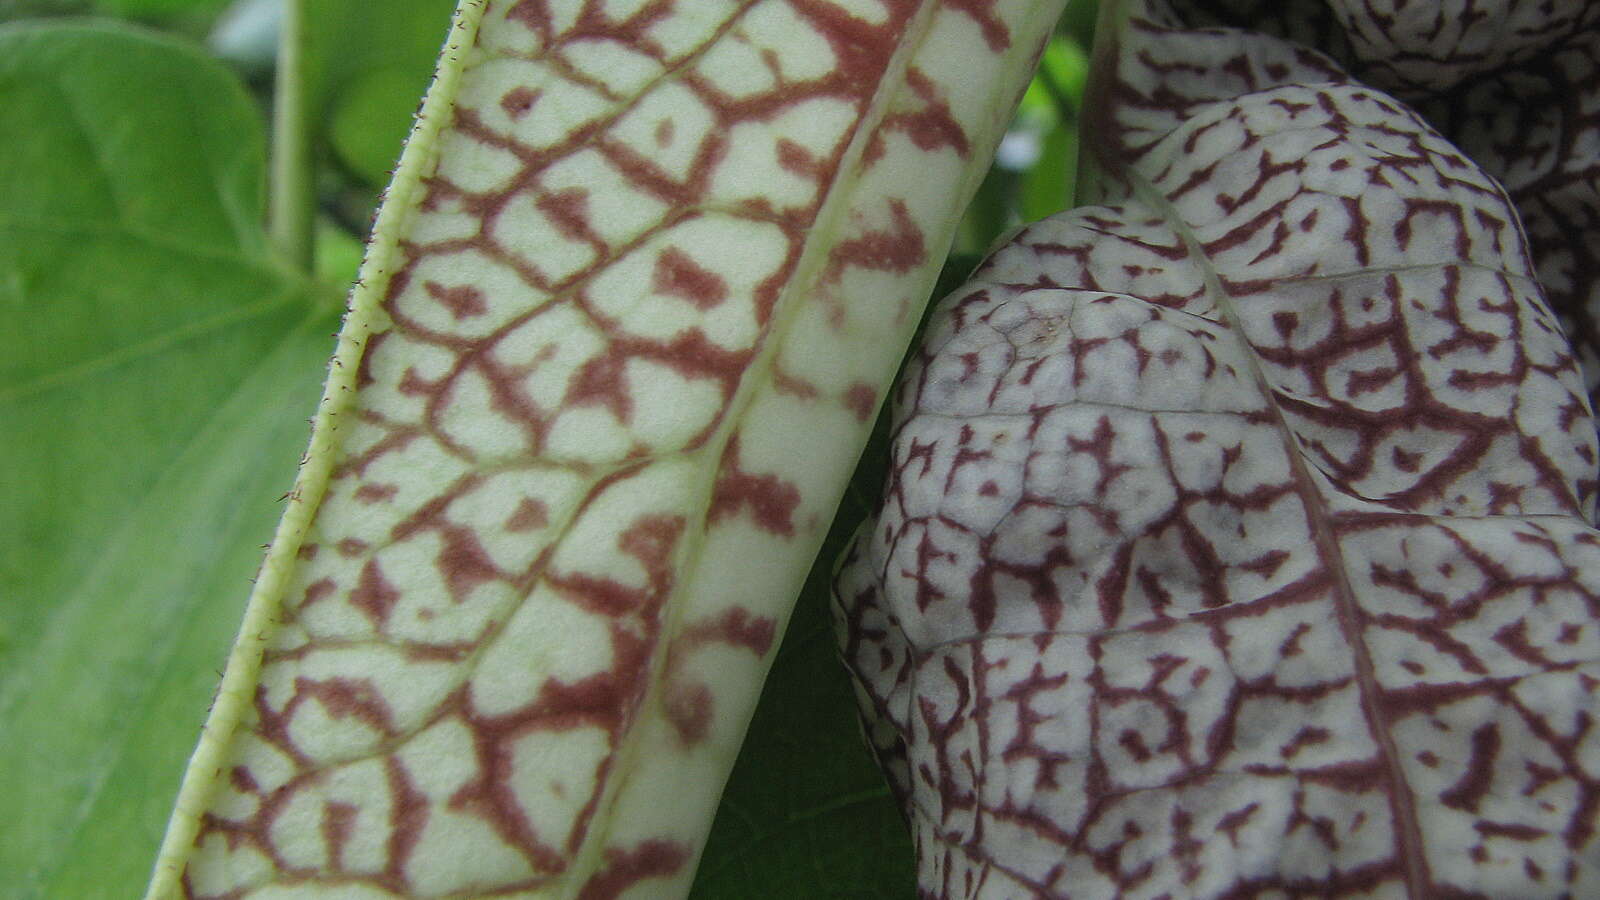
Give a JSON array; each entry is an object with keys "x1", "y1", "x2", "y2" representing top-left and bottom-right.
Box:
[
  {"x1": 836, "y1": 4, "x2": 1600, "y2": 897},
  {"x1": 150, "y1": 0, "x2": 1068, "y2": 897}
]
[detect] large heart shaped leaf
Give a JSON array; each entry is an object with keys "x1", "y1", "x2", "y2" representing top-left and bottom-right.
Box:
[
  {"x1": 0, "y1": 21, "x2": 336, "y2": 897},
  {"x1": 835, "y1": 2, "x2": 1600, "y2": 895}
]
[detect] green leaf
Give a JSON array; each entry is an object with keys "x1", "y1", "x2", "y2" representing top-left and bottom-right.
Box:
[
  {"x1": 0, "y1": 1, "x2": 89, "y2": 22},
  {"x1": 94, "y1": 0, "x2": 228, "y2": 16},
  {"x1": 1039, "y1": 33, "x2": 1089, "y2": 112},
  {"x1": 1020, "y1": 119, "x2": 1078, "y2": 223},
  {"x1": 0, "y1": 25, "x2": 266, "y2": 255},
  {"x1": 0, "y1": 21, "x2": 333, "y2": 897},
  {"x1": 306, "y1": 0, "x2": 455, "y2": 185},
  {"x1": 327, "y1": 65, "x2": 425, "y2": 185}
]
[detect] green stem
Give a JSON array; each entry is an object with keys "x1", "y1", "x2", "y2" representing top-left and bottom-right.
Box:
[{"x1": 268, "y1": 0, "x2": 314, "y2": 272}]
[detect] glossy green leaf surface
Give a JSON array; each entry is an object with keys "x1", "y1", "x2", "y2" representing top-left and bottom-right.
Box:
[{"x1": 0, "y1": 22, "x2": 333, "y2": 897}]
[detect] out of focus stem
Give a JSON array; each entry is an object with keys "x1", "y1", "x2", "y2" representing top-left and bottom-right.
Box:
[{"x1": 268, "y1": 0, "x2": 314, "y2": 271}]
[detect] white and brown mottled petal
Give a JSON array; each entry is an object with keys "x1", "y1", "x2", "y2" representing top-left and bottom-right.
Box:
[
  {"x1": 145, "y1": 0, "x2": 1071, "y2": 897},
  {"x1": 837, "y1": 4, "x2": 1600, "y2": 897},
  {"x1": 1165, "y1": 0, "x2": 1600, "y2": 499}
]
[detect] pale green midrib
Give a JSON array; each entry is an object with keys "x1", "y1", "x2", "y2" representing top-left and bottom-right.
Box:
[
  {"x1": 1118, "y1": 151, "x2": 1434, "y2": 895},
  {"x1": 788, "y1": 785, "x2": 896, "y2": 821},
  {"x1": 0, "y1": 313, "x2": 327, "y2": 898},
  {"x1": 555, "y1": 2, "x2": 956, "y2": 893},
  {"x1": 0, "y1": 287, "x2": 303, "y2": 403},
  {"x1": 140, "y1": 3, "x2": 492, "y2": 896}
]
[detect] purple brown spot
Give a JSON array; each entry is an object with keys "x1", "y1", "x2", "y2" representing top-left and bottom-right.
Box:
[
  {"x1": 505, "y1": 497, "x2": 549, "y2": 532},
  {"x1": 349, "y1": 560, "x2": 399, "y2": 626},
  {"x1": 355, "y1": 483, "x2": 399, "y2": 503},
  {"x1": 844, "y1": 382, "x2": 877, "y2": 422},
  {"x1": 424, "y1": 281, "x2": 488, "y2": 319},
  {"x1": 663, "y1": 680, "x2": 713, "y2": 745},
  {"x1": 708, "y1": 436, "x2": 801, "y2": 537},
  {"x1": 652, "y1": 247, "x2": 728, "y2": 310},
  {"x1": 500, "y1": 86, "x2": 540, "y2": 118},
  {"x1": 576, "y1": 839, "x2": 691, "y2": 900}
]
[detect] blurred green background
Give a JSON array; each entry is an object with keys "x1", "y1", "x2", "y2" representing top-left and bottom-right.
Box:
[{"x1": 0, "y1": 2, "x2": 1093, "y2": 897}]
